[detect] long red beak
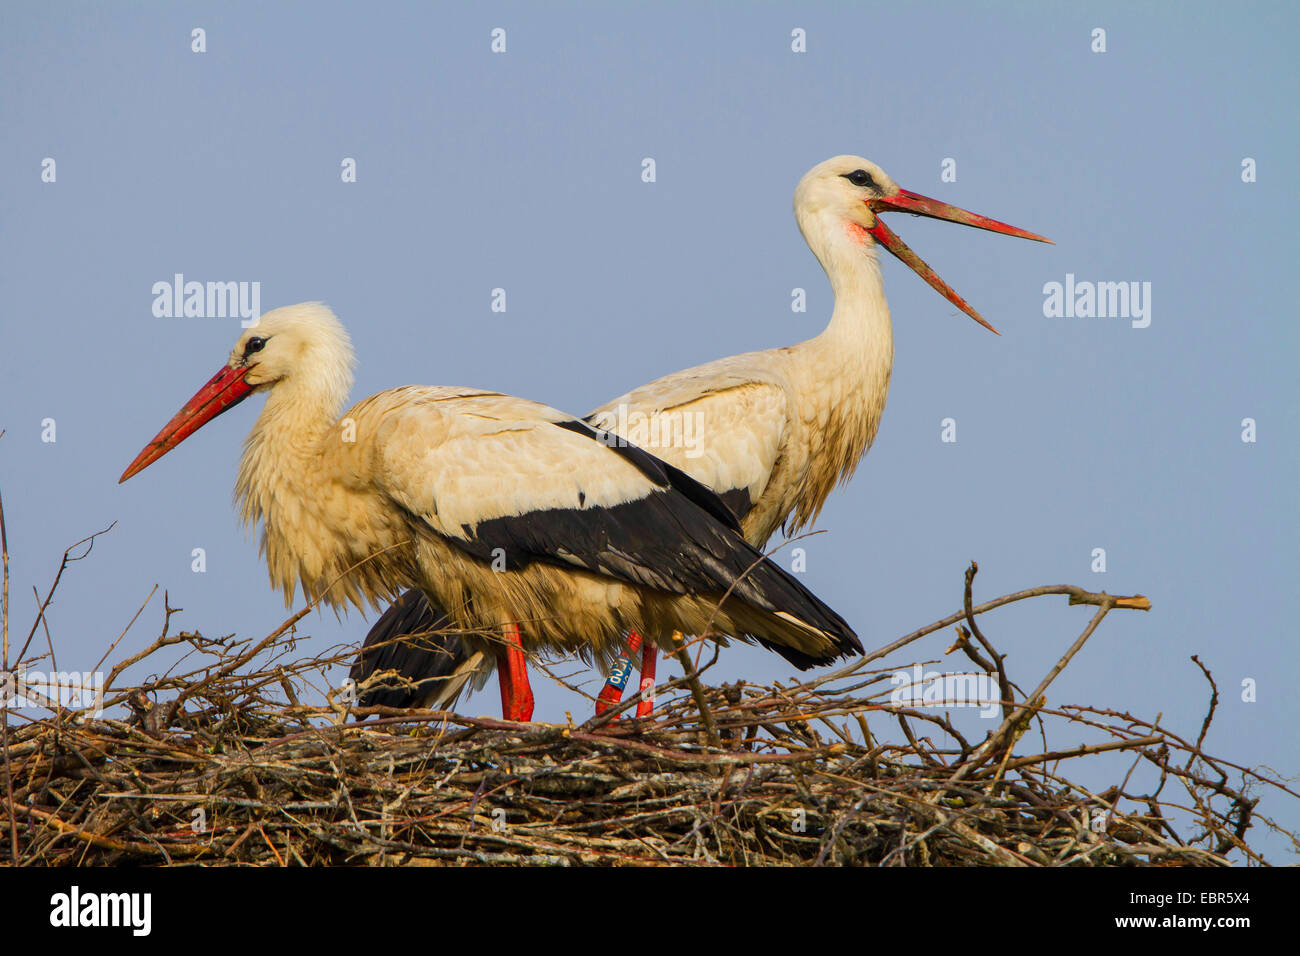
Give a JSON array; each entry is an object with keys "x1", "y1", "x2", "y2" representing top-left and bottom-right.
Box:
[
  {"x1": 119, "y1": 364, "x2": 256, "y2": 483},
  {"x1": 869, "y1": 188, "x2": 1052, "y2": 335}
]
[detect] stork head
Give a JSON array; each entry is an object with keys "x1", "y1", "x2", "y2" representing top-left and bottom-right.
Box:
[
  {"x1": 794, "y1": 154, "x2": 1051, "y2": 334},
  {"x1": 794, "y1": 156, "x2": 901, "y2": 232},
  {"x1": 229, "y1": 302, "x2": 355, "y2": 392},
  {"x1": 119, "y1": 302, "x2": 355, "y2": 483}
]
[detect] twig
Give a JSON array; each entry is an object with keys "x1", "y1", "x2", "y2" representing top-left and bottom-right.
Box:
[{"x1": 0, "y1": 464, "x2": 18, "y2": 864}]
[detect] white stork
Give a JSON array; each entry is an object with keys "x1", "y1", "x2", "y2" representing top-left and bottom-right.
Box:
[
  {"x1": 118, "y1": 303, "x2": 864, "y2": 720},
  {"x1": 351, "y1": 154, "x2": 1050, "y2": 717}
]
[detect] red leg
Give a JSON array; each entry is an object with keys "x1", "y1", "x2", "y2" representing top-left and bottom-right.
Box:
[
  {"x1": 495, "y1": 622, "x2": 534, "y2": 722},
  {"x1": 595, "y1": 631, "x2": 642, "y2": 717},
  {"x1": 636, "y1": 641, "x2": 657, "y2": 718}
]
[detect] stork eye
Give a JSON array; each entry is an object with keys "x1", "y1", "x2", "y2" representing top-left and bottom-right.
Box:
[
  {"x1": 244, "y1": 337, "x2": 267, "y2": 357},
  {"x1": 842, "y1": 169, "x2": 876, "y2": 190}
]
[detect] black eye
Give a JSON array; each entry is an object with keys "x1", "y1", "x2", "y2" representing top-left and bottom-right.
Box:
[
  {"x1": 841, "y1": 169, "x2": 877, "y2": 190},
  {"x1": 244, "y1": 337, "x2": 266, "y2": 357}
]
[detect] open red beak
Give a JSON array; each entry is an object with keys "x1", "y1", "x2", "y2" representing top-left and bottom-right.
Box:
[
  {"x1": 868, "y1": 188, "x2": 1051, "y2": 335},
  {"x1": 119, "y1": 364, "x2": 256, "y2": 483}
]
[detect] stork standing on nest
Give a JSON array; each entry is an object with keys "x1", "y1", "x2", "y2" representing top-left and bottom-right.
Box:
[
  {"x1": 119, "y1": 302, "x2": 864, "y2": 720},
  {"x1": 352, "y1": 155, "x2": 1050, "y2": 717}
]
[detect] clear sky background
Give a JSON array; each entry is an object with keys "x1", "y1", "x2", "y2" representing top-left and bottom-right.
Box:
[{"x1": 2, "y1": 2, "x2": 1296, "y2": 861}]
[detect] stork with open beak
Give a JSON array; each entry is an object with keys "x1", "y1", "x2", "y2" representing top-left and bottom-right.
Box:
[
  {"x1": 119, "y1": 303, "x2": 865, "y2": 720},
  {"x1": 351, "y1": 154, "x2": 1051, "y2": 717}
]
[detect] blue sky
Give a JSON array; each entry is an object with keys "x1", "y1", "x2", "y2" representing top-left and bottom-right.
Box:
[{"x1": 2, "y1": 2, "x2": 1296, "y2": 861}]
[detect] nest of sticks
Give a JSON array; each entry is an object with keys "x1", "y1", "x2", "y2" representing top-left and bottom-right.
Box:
[{"x1": 2, "y1": 532, "x2": 1294, "y2": 867}]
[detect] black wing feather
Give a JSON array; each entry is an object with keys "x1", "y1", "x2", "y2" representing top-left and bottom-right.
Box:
[
  {"x1": 349, "y1": 590, "x2": 470, "y2": 709},
  {"x1": 429, "y1": 423, "x2": 860, "y2": 659}
]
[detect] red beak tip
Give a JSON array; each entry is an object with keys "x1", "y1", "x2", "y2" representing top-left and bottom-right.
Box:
[{"x1": 116, "y1": 364, "x2": 255, "y2": 488}]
